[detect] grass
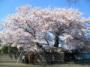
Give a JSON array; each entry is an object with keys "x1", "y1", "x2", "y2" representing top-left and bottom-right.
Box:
[{"x1": 0, "y1": 54, "x2": 90, "y2": 67}]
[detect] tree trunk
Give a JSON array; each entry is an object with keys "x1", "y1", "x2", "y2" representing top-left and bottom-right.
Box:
[{"x1": 54, "y1": 34, "x2": 59, "y2": 47}]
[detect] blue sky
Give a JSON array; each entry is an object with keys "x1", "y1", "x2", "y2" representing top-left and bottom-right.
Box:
[{"x1": 0, "y1": 0, "x2": 90, "y2": 21}]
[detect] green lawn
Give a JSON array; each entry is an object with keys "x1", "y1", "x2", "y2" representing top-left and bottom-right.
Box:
[{"x1": 0, "y1": 54, "x2": 90, "y2": 67}]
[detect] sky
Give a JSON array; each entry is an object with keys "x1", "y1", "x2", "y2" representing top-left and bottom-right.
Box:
[
  {"x1": 0, "y1": 0, "x2": 90, "y2": 39},
  {"x1": 0, "y1": 0, "x2": 90, "y2": 21}
]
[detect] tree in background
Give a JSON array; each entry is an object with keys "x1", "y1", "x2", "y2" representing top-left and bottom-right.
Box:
[
  {"x1": 66, "y1": 0, "x2": 79, "y2": 7},
  {"x1": 66, "y1": 0, "x2": 90, "y2": 7}
]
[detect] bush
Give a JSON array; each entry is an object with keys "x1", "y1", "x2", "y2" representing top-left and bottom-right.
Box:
[{"x1": 1, "y1": 46, "x2": 8, "y2": 54}]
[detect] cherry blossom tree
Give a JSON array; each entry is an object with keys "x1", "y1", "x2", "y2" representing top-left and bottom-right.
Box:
[
  {"x1": 2, "y1": 6, "x2": 90, "y2": 50},
  {"x1": 0, "y1": 28, "x2": 32, "y2": 48}
]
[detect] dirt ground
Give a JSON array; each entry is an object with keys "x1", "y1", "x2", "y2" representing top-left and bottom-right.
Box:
[
  {"x1": 0, "y1": 54, "x2": 90, "y2": 67},
  {"x1": 0, "y1": 63, "x2": 90, "y2": 67}
]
